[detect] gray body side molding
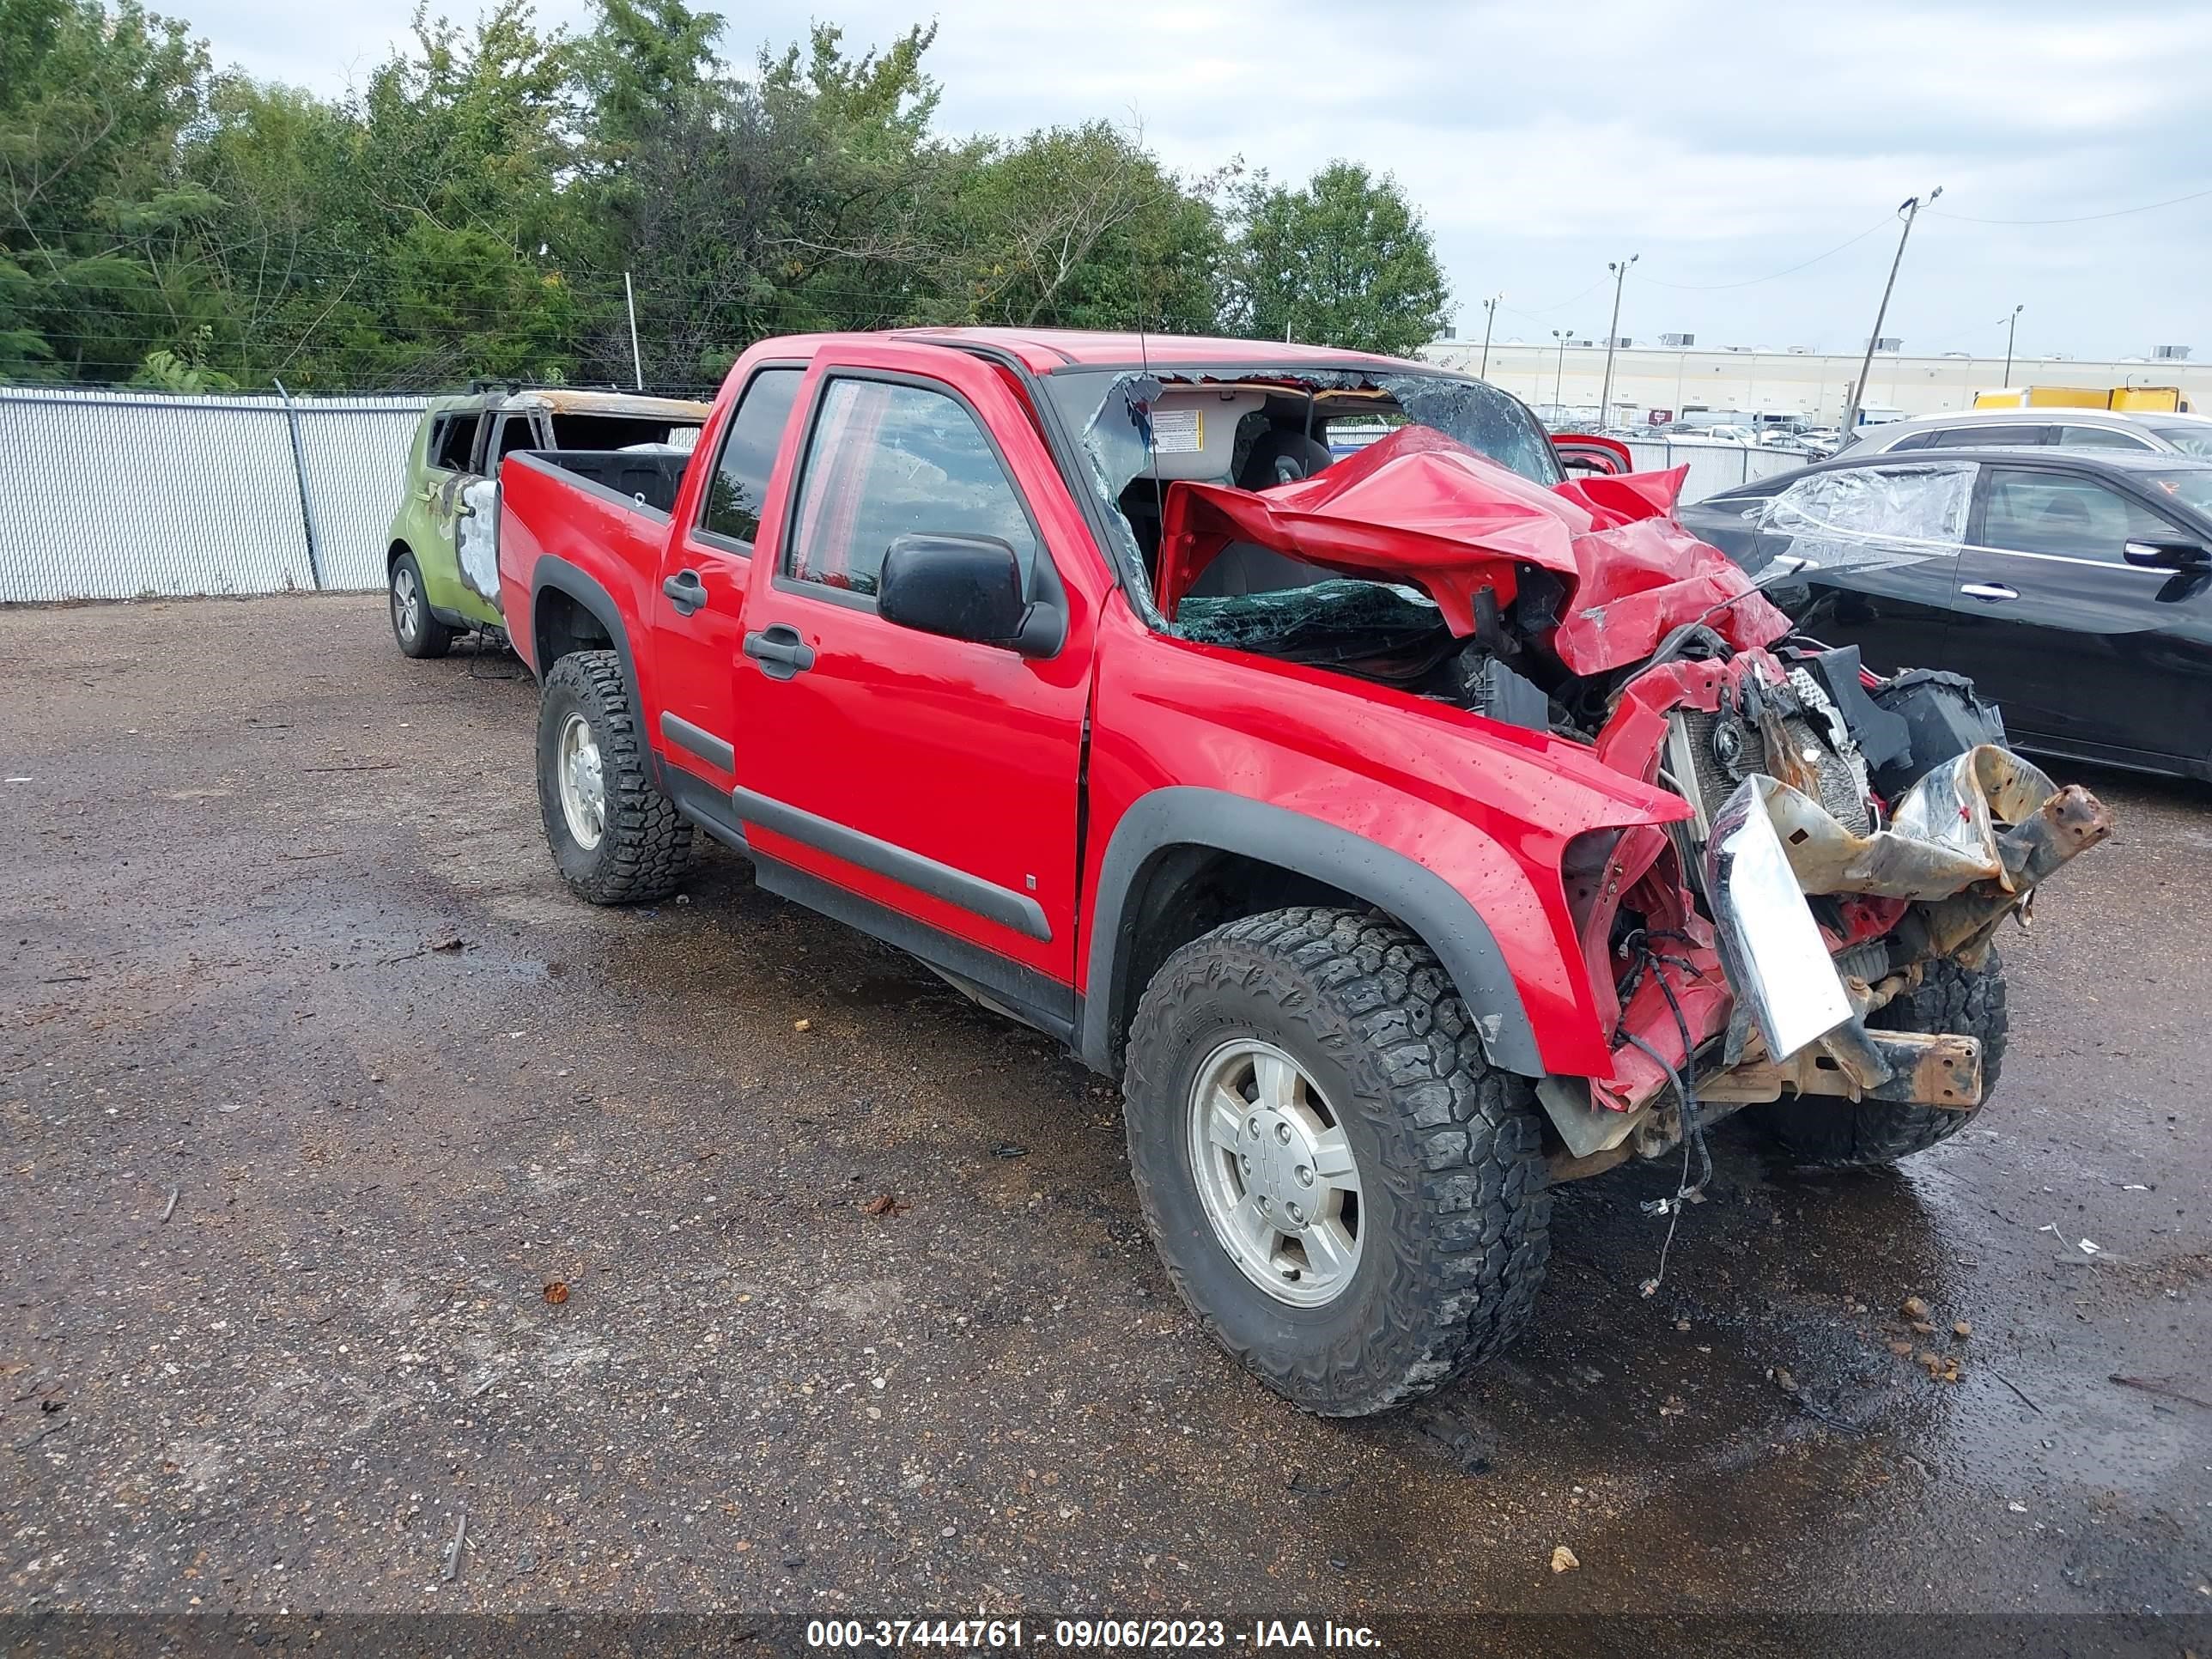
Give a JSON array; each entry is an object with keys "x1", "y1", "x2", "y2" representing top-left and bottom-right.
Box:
[{"x1": 1079, "y1": 787, "x2": 1544, "y2": 1077}]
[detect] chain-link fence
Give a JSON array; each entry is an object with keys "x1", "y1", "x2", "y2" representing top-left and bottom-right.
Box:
[
  {"x1": 0, "y1": 386, "x2": 1817, "y2": 605},
  {"x1": 0, "y1": 386, "x2": 432, "y2": 602},
  {"x1": 1621, "y1": 437, "x2": 1805, "y2": 500}
]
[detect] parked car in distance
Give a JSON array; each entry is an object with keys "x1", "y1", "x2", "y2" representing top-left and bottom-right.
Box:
[
  {"x1": 1678, "y1": 446, "x2": 2212, "y2": 781},
  {"x1": 1837, "y1": 405, "x2": 2212, "y2": 461},
  {"x1": 491, "y1": 326, "x2": 2110, "y2": 1418},
  {"x1": 386, "y1": 386, "x2": 710, "y2": 659}
]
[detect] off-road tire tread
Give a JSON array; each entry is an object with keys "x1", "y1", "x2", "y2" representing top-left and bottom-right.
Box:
[
  {"x1": 538, "y1": 650, "x2": 692, "y2": 904},
  {"x1": 1764, "y1": 954, "x2": 2008, "y2": 1169},
  {"x1": 1122, "y1": 906, "x2": 1552, "y2": 1417}
]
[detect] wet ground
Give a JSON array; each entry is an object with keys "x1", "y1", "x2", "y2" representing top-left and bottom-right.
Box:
[{"x1": 1, "y1": 596, "x2": 2206, "y2": 1637}]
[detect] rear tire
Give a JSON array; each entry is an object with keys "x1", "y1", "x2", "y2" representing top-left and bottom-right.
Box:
[
  {"x1": 389, "y1": 551, "x2": 453, "y2": 659},
  {"x1": 536, "y1": 650, "x2": 692, "y2": 904},
  {"x1": 1762, "y1": 954, "x2": 2008, "y2": 1169},
  {"x1": 1121, "y1": 907, "x2": 1552, "y2": 1418}
]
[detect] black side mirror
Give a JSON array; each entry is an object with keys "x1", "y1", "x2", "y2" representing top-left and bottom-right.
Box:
[
  {"x1": 878, "y1": 533, "x2": 1057, "y2": 655},
  {"x1": 2123, "y1": 538, "x2": 2212, "y2": 571}
]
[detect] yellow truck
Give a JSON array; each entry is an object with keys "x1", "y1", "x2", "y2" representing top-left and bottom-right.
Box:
[{"x1": 1974, "y1": 385, "x2": 2193, "y2": 412}]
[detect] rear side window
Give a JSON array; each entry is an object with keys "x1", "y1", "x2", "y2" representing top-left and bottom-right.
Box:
[
  {"x1": 493, "y1": 414, "x2": 539, "y2": 460},
  {"x1": 549, "y1": 412, "x2": 702, "y2": 450},
  {"x1": 432, "y1": 412, "x2": 481, "y2": 472},
  {"x1": 2055, "y1": 424, "x2": 2154, "y2": 451},
  {"x1": 701, "y1": 368, "x2": 804, "y2": 550},
  {"x1": 1899, "y1": 423, "x2": 2049, "y2": 450},
  {"x1": 785, "y1": 378, "x2": 1037, "y2": 598}
]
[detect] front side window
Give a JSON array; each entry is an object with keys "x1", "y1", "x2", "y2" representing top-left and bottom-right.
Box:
[
  {"x1": 433, "y1": 412, "x2": 482, "y2": 473},
  {"x1": 701, "y1": 368, "x2": 804, "y2": 549},
  {"x1": 784, "y1": 379, "x2": 1037, "y2": 597},
  {"x1": 1979, "y1": 469, "x2": 2176, "y2": 561},
  {"x1": 1761, "y1": 464, "x2": 1977, "y2": 544}
]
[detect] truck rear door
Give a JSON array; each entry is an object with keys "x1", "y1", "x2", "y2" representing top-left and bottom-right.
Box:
[
  {"x1": 648, "y1": 363, "x2": 807, "y2": 794},
  {"x1": 726, "y1": 342, "x2": 1097, "y2": 1021}
]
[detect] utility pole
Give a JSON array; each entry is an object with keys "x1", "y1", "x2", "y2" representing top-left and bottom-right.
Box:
[
  {"x1": 1842, "y1": 188, "x2": 1942, "y2": 435},
  {"x1": 1552, "y1": 328, "x2": 1574, "y2": 418},
  {"x1": 1598, "y1": 255, "x2": 1637, "y2": 428},
  {"x1": 1478, "y1": 293, "x2": 1504, "y2": 379},
  {"x1": 624, "y1": 270, "x2": 646, "y2": 392},
  {"x1": 2002, "y1": 302, "x2": 2024, "y2": 389}
]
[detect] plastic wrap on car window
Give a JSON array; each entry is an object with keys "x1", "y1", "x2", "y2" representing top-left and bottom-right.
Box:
[
  {"x1": 1752, "y1": 463, "x2": 1975, "y2": 575},
  {"x1": 457, "y1": 477, "x2": 501, "y2": 607}
]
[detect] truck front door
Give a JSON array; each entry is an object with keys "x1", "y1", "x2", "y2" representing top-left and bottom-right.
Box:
[{"x1": 727, "y1": 343, "x2": 1098, "y2": 1021}]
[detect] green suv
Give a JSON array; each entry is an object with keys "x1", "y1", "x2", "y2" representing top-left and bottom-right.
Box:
[{"x1": 385, "y1": 386, "x2": 710, "y2": 657}]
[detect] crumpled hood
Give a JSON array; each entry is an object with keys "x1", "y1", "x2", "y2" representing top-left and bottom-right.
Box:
[{"x1": 1158, "y1": 424, "x2": 1790, "y2": 675}]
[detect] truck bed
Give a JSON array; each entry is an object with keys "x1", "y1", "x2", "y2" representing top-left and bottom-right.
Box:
[{"x1": 496, "y1": 450, "x2": 681, "y2": 671}]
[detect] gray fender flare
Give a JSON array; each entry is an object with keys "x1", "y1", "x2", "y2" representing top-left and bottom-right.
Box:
[
  {"x1": 1079, "y1": 787, "x2": 1544, "y2": 1077},
  {"x1": 529, "y1": 555, "x2": 639, "y2": 696}
]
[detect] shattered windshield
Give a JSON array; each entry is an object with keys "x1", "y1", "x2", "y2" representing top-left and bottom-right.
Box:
[{"x1": 1042, "y1": 363, "x2": 1560, "y2": 617}]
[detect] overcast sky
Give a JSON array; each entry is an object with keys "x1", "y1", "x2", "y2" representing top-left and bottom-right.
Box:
[{"x1": 189, "y1": 0, "x2": 2211, "y2": 362}]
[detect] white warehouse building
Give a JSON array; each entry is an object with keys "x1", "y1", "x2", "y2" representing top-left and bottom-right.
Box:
[{"x1": 1420, "y1": 337, "x2": 2209, "y2": 428}]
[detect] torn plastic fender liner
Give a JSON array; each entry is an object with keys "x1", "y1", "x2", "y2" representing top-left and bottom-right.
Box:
[{"x1": 1156, "y1": 425, "x2": 1790, "y2": 674}]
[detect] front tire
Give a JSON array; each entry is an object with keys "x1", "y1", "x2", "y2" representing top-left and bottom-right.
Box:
[
  {"x1": 1122, "y1": 908, "x2": 1552, "y2": 1418},
  {"x1": 536, "y1": 650, "x2": 693, "y2": 904},
  {"x1": 389, "y1": 551, "x2": 453, "y2": 659},
  {"x1": 1763, "y1": 954, "x2": 2008, "y2": 1168}
]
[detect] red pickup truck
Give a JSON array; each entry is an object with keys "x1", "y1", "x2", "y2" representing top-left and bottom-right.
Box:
[{"x1": 496, "y1": 329, "x2": 2110, "y2": 1418}]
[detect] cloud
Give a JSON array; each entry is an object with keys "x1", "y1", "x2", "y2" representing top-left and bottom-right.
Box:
[{"x1": 179, "y1": 0, "x2": 2212, "y2": 357}]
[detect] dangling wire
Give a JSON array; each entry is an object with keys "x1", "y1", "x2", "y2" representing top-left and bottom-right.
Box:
[{"x1": 1613, "y1": 933, "x2": 1714, "y2": 1297}]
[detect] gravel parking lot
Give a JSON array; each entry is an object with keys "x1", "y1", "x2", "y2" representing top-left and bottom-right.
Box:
[{"x1": 2, "y1": 596, "x2": 2207, "y2": 1642}]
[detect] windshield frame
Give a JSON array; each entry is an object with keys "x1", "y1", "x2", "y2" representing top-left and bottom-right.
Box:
[{"x1": 1039, "y1": 361, "x2": 1564, "y2": 629}]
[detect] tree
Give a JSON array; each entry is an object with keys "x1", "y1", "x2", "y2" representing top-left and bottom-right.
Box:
[
  {"x1": 1230, "y1": 161, "x2": 1449, "y2": 356},
  {"x1": 943, "y1": 122, "x2": 1227, "y2": 334},
  {"x1": 0, "y1": 0, "x2": 212, "y2": 380}
]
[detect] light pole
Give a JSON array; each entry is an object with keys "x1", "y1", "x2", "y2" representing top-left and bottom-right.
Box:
[
  {"x1": 1478, "y1": 293, "x2": 1504, "y2": 379},
  {"x1": 1552, "y1": 328, "x2": 1573, "y2": 417},
  {"x1": 1842, "y1": 187, "x2": 1942, "y2": 435},
  {"x1": 2002, "y1": 302, "x2": 2023, "y2": 389},
  {"x1": 1599, "y1": 255, "x2": 1637, "y2": 428}
]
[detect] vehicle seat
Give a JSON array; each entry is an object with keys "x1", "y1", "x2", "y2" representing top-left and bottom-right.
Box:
[{"x1": 1183, "y1": 430, "x2": 1339, "y2": 599}]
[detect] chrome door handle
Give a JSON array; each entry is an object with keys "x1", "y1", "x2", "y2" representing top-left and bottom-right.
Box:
[{"x1": 1960, "y1": 582, "x2": 2019, "y2": 603}]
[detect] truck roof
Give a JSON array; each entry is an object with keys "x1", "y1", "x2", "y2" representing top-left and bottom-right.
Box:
[
  {"x1": 424, "y1": 388, "x2": 711, "y2": 419},
  {"x1": 782, "y1": 327, "x2": 1418, "y2": 376}
]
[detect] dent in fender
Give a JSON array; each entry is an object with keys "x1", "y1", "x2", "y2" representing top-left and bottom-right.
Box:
[{"x1": 1080, "y1": 787, "x2": 1542, "y2": 1077}]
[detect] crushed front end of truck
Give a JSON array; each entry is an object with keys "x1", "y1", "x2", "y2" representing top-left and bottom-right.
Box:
[{"x1": 1123, "y1": 415, "x2": 2114, "y2": 1176}]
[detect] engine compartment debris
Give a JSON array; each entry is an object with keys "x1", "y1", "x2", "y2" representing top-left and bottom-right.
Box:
[{"x1": 1058, "y1": 371, "x2": 2116, "y2": 1168}]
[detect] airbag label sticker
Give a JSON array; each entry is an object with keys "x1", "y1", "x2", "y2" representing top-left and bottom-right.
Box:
[{"x1": 1152, "y1": 408, "x2": 1202, "y2": 453}]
